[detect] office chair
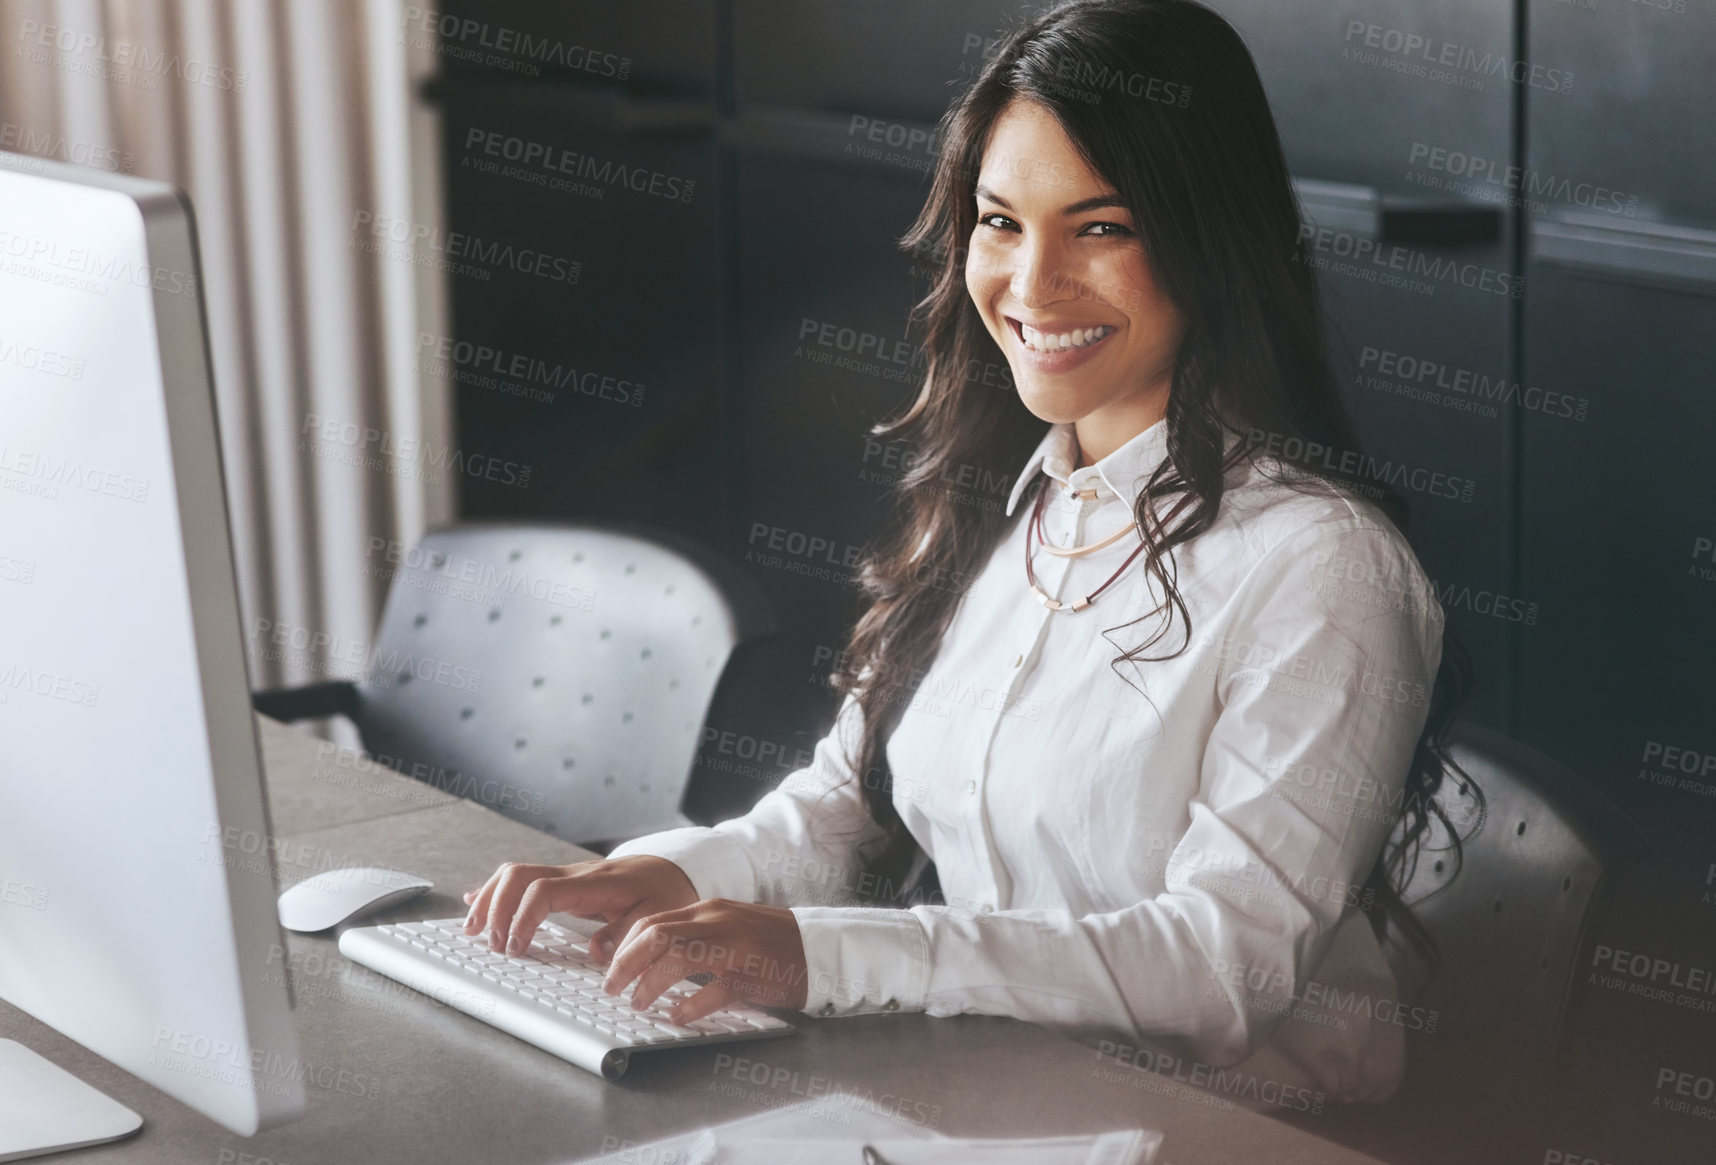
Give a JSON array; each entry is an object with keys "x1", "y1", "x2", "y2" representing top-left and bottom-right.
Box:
[
  {"x1": 1274, "y1": 720, "x2": 1651, "y2": 1164},
  {"x1": 252, "y1": 522, "x2": 776, "y2": 847}
]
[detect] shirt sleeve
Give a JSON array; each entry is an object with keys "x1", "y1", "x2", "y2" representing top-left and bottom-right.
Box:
[
  {"x1": 605, "y1": 689, "x2": 892, "y2": 910},
  {"x1": 785, "y1": 520, "x2": 1446, "y2": 1064}
]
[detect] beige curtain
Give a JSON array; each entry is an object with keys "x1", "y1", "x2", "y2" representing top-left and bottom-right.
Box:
[{"x1": 0, "y1": 0, "x2": 454, "y2": 711}]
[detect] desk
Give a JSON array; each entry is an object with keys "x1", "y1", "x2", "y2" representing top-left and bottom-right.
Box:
[{"x1": 0, "y1": 716, "x2": 1389, "y2": 1165}]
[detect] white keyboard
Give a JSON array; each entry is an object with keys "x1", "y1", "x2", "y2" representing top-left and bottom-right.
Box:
[{"x1": 338, "y1": 917, "x2": 793, "y2": 1079}]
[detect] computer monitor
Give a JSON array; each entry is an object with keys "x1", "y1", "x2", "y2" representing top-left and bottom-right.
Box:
[{"x1": 0, "y1": 150, "x2": 304, "y2": 1150}]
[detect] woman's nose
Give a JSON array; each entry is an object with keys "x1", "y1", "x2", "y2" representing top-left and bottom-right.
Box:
[{"x1": 1007, "y1": 236, "x2": 1072, "y2": 308}]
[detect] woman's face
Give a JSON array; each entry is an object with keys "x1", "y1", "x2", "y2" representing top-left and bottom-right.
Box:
[{"x1": 965, "y1": 98, "x2": 1185, "y2": 452}]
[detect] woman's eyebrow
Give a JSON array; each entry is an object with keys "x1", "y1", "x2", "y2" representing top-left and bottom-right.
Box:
[{"x1": 974, "y1": 184, "x2": 1129, "y2": 216}]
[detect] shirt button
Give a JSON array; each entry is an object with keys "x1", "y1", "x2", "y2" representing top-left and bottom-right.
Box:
[
  {"x1": 1012, "y1": 653, "x2": 1023, "y2": 667},
  {"x1": 980, "y1": 904, "x2": 994, "y2": 914},
  {"x1": 966, "y1": 779, "x2": 977, "y2": 796},
  {"x1": 882, "y1": 998, "x2": 899, "y2": 1012},
  {"x1": 818, "y1": 1003, "x2": 836, "y2": 1017}
]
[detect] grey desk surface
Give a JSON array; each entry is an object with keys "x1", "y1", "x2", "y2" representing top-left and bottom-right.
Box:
[{"x1": 0, "y1": 716, "x2": 1388, "y2": 1165}]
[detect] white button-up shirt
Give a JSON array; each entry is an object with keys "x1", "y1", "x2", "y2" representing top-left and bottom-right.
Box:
[{"x1": 610, "y1": 417, "x2": 1444, "y2": 1105}]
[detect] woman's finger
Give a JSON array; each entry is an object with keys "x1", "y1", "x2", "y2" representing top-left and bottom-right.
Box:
[
  {"x1": 481, "y1": 863, "x2": 561, "y2": 950},
  {"x1": 602, "y1": 912, "x2": 690, "y2": 996},
  {"x1": 461, "y1": 865, "x2": 509, "y2": 935},
  {"x1": 627, "y1": 927, "x2": 714, "y2": 1012},
  {"x1": 589, "y1": 907, "x2": 653, "y2": 964},
  {"x1": 670, "y1": 980, "x2": 738, "y2": 1026}
]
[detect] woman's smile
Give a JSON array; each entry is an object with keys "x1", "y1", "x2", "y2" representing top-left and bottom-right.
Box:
[{"x1": 1005, "y1": 315, "x2": 1120, "y2": 371}]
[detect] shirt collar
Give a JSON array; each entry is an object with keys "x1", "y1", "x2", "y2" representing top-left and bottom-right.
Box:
[{"x1": 1003, "y1": 418, "x2": 1171, "y2": 517}]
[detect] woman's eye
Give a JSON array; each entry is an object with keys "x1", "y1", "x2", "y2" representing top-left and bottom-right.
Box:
[
  {"x1": 977, "y1": 212, "x2": 1018, "y2": 231},
  {"x1": 1082, "y1": 221, "x2": 1134, "y2": 238}
]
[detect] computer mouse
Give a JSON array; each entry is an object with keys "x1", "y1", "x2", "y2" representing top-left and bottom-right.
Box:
[{"x1": 277, "y1": 866, "x2": 433, "y2": 933}]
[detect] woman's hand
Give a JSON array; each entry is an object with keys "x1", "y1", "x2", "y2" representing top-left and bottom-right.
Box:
[
  {"x1": 601, "y1": 898, "x2": 809, "y2": 1023},
  {"x1": 461, "y1": 855, "x2": 697, "y2": 959}
]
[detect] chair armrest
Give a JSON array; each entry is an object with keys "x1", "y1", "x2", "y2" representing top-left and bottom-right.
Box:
[{"x1": 251, "y1": 681, "x2": 362, "y2": 723}]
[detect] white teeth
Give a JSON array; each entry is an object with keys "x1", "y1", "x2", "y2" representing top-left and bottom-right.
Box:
[{"x1": 1018, "y1": 323, "x2": 1112, "y2": 352}]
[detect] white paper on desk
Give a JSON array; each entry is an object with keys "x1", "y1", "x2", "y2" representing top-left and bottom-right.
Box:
[
  {"x1": 696, "y1": 1129, "x2": 1162, "y2": 1165},
  {"x1": 568, "y1": 1095, "x2": 936, "y2": 1164}
]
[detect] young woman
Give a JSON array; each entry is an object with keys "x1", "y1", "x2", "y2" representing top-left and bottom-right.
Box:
[{"x1": 463, "y1": 0, "x2": 1471, "y2": 1105}]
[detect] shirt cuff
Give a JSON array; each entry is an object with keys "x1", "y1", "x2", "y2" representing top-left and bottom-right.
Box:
[
  {"x1": 789, "y1": 906, "x2": 930, "y2": 1018},
  {"x1": 605, "y1": 827, "x2": 757, "y2": 903}
]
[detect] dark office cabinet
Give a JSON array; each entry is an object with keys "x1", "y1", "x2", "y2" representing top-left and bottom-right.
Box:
[
  {"x1": 1205, "y1": 0, "x2": 1522, "y2": 730},
  {"x1": 1516, "y1": 0, "x2": 1716, "y2": 821},
  {"x1": 432, "y1": 1, "x2": 720, "y2": 533},
  {"x1": 1509, "y1": 6, "x2": 1716, "y2": 1163}
]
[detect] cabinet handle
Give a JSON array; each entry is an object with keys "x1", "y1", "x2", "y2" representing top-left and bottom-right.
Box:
[
  {"x1": 1530, "y1": 211, "x2": 1716, "y2": 294},
  {"x1": 1293, "y1": 177, "x2": 1502, "y2": 246}
]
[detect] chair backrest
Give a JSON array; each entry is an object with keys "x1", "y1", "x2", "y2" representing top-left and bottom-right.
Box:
[
  {"x1": 1386, "y1": 720, "x2": 1649, "y2": 1088},
  {"x1": 352, "y1": 522, "x2": 773, "y2": 846}
]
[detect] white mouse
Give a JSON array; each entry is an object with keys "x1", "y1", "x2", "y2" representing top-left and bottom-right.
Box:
[{"x1": 277, "y1": 866, "x2": 432, "y2": 933}]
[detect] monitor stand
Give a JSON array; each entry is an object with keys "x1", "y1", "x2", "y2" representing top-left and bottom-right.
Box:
[{"x1": 0, "y1": 1040, "x2": 143, "y2": 1162}]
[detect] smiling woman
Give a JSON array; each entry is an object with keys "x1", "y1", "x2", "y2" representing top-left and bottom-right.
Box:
[
  {"x1": 965, "y1": 99, "x2": 1187, "y2": 463},
  {"x1": 465, "y1": 0, "x2": 1477, "y2": 1109}
]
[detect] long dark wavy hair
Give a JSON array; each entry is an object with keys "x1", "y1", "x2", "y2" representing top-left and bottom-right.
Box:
[{"x1": 827, "y1": 0, "x2": 1479, "y2": 970}]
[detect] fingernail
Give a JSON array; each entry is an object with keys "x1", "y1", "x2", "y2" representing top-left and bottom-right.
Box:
[
  {"x1": 490, "y1": 928, "x2": 502, "y2": 950},
  {"x1": 506, "y1": 934, "x2": 522, "y2": 956}
]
